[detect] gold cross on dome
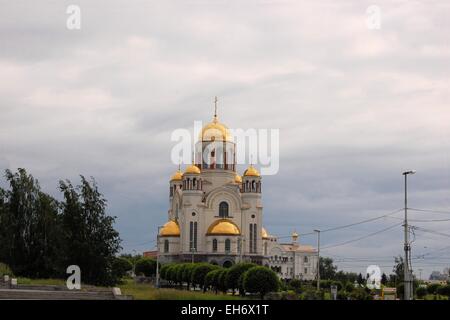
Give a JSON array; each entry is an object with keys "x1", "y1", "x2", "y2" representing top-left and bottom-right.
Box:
[{"x1": 214, "y1": 96, "x2": 218, "y2": 118}]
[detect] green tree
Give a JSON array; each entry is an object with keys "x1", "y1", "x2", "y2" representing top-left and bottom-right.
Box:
[
  {"x1": 225, "y1": 263, "x2": 256, "y2": 294},
  {"x1": 182, "y1": 264, "x2": 195, "y2": 290},
  {"x1": 205, "y1": 268, "x2": 223, "y2": 293},
  {"x1": 160, "y1": 263, "x2": 173, "y2": 281},
  {"x1": 357, "y1": 273, "x2": 364, "y2": 285},
  {"x1": 427, "y1": 283, "x2": 442, "y2": 295},
  {"x1": 0, "y1": 169, "x2": 62, "y2": 278},
  {"x1": 134, "y1": 257, "x2": 157, "y2": 277},
  {"x1": 112, "y1": 257, "x2": 133, "y2": 281},
  {"x1": 416, "y1": 286, "x2": 427, "y2": 299},
  {"x1": 381, "y1": 273, "x2": 388, "y2": 286},
  {"x1": 176, "y1": 263, "x2": 188, "y2": 286},
  {"x1": 436, "y1": 284, "x2": 450, "y2": 297},
  {"x1": 243, "y1": 266, "x2": 279, "y2": 299},
  {"x1": 59, "y1": 176, "x2": 121, "y2": 286},
  {"x1": 191, "y1": 263, "x2": 219, "y2": 292},
  {"x1": 217, "y1": 268, "x2": 229, "y2": 293},
  {"x1": 319, "y1": 257, "x2": 337, "y2": 280}
]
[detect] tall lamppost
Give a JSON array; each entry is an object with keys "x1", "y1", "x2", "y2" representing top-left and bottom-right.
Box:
[
  {"x1": 132, "y1": 249, "x2": 137, "y2": 277},
  {"x1": 403, "y1": 170, "x2": 416, "y2": 300},
  {"x1": 156, "y1": 226, "x2": 162, "y2": 288},
  {"x1": 314, "y1": 229, "x2": 321, "y2": 291}
]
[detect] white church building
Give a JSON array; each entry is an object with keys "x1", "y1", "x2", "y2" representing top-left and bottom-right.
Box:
[{"x1": 156, "y1": 106, "x2": 318, "y2": 280}]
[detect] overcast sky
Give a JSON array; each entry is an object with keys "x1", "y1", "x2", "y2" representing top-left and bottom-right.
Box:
[{"x1": 1, "y1": 0, "x2": 449, "y2": 278}]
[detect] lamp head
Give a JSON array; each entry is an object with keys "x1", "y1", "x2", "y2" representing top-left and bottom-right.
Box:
[{"x1": 402, "y1": 170, "x2": 416, "y2": 175}]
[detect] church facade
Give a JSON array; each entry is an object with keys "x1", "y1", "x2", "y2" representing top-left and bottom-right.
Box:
[{"x1": 157, "y1": 108, "x2": 318, "y2": 280}]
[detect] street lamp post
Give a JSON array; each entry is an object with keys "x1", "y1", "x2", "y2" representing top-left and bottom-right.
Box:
[
  {"x1": 132, "y1": 249, "x2": 137, "y2": 277},
  {"x1": 314, "y1": 229, "x2": 321, "y2": 291},
  {"x1": 191, "y1": 246, "x2": 196, "y2": 263},
  {"x1": 156, "y1": 226, "x2": 162, "y2": 288},
  {"x1": 403, "y1": 170, "x2": 416, "y2": 300}
]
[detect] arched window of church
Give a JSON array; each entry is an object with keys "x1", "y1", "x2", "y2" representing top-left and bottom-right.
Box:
[
  {"x1": 164, "y1": 239, "x2": 169, "y2": 253},
  {"x1": 225, "y1": 239, "x2": 231, "y2": 252},
  {"x1": 212, "y1": 239, "x2": 218, "y2": 252},
  {"x1": 193, "y1": 178, "x2": 196, "y2": 189},
  {"x1": 264, "y1": 242, "x2": 268, "y2": 255},
  {"x1": 252, "y1": 180, "x2": 255, "y2": 192},
  {"x1": 219, "y1": 202, "x2": 229, "y2": 217}
]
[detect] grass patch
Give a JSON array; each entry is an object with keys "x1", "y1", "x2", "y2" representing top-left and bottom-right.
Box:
[
  {"x1": 424, "y1": 294, "x2": 448, "y2": 300},
  {"x1": 120, "y1": 279, "x2": 243, "y2": 300},
  {"x1": 17, "y1": 277, "x2": 66, "y2": 286}
]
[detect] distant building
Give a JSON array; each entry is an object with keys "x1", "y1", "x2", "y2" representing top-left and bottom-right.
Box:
[{"x1": 429, "y1": 269, "x2": 450, "y2": 281}]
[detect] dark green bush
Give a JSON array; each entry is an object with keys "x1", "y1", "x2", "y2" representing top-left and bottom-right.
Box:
[
  {"x1": 191, "y1": 263, "x2": 219, "y2": 291},
  {"x1": 111, "y1": 257, "x2": 133, "y2": 280},
  {"x1": 134, "y1": 257, "x2": 157, "y2": 277},
  {"x1": 0, "y1": 262, "x2": 13, "y2": 277},
  {"x1": 225, "y1": 263, "x2": 256, "y2": 294},
  {"x1": 243, "y1": 266, "x2": 279, "y2": 299}
]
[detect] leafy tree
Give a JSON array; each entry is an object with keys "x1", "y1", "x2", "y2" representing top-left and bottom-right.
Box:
[
  {"x1": 191, "y1": 263, "x2": 219, "y2": 292},
  {"x1": 349, "y1": 287, "x2": 372, "y2": 300},
  {"x1": 344, "y1": 282, "x2": 354, "y2": 292},
  {"x1": 334, "y1": 270, "x2": 358, "y2": 283},
  {"x1": 134, "y1": 257, "x2": 157, "y2": 277},
  {"x1": 381, "y1": 273, "x2": 388, "y2": 286},
  {"x1": 416, "y1": 286, "x2": 427, "y2": 299},
  {"x1": 427, "y1": 283, "x2": 442, "y2": 295},
  {"x1": 357, "y1": 273, "x2": 364, "y2": 285},
  {"x1": 0, "y1": 169, "x2": 62, "y2": 278},
  {"x1": 182, "y1": 264, "x2": 196, "y2": 290},
  {"x1": 436, "y1": 284, "x2": 450, "y2": 297},
  {"x1": 205, "y1": 268, "x2": 223, "y2": 293},
  {"x1": 160, "y1": 263, "x2": 173, "y2": 281},
  {"x1": 0, "y1": 262, "x2": 14, "y2": 277},
  {"x1": 176, "y1": 263, "x2": 189, "y2": 285},
  {"x1": 225, "y1": 263, "x2": 256, "y2": 294},
  {"x1": 288, "y1": 279, "x2": 302, "y2": 294},
  {"x1": 59, "y1": 176, "x2": 121, "y2": 286},
  {"x1": 112, "y1": 257, "x2": 133, "y2": 281},
  {"x1": 392, "y1": 256, "x2": 404, "y2": 283},
  {"x1": 243, "y1": 266, "x2": 279, "y2": 299},
  {"x1": 319, "y1": 257, "x2": 337, "y2": 280},
  {"x1": 217, "y1": 268, "x2": 229, "y2": 293}
]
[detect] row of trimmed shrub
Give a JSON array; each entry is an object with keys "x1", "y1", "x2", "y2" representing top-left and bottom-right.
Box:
[
  {"x1": 159, "y1": 262, "x2": 279, "y2": 299},
  {"x1": 416, "y1": 284, "x2": 450, "y2": 299}
]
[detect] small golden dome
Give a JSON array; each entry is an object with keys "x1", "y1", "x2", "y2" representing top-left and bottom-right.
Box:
[
  {"x1": 234, "y1": 174, "x2": 242, "y2": 184},
  {"x1": 262, "y1": 227, "x2": 270, "y2": 239},
  {"x1": 170, "y1": 170, "x2": 183, "y2": 181},
  {"x1": 206, "y1": 219, "x2": 240, "y2": 236},
  {"x1": 199, "y1": 117, "x2": 233, "y2": 142},
  {"x1": 185, "y1": 164, "x2": 201, "y2": 174},
  {"x1": 243, "y1": 165, "x2": 260, "y2": 177},
  {"x1": 292, "y1": 231, "x2": 299, "y2": 242},
  {"x1": 159, "y1": 220, "x2": 180, "y2": 237}
]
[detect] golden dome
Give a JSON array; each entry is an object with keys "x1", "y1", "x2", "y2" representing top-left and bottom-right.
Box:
[
  {"x1": 243, "y1": 165, "x2": 260, "y2": 177},
  {"x1": 262, "y1": 227, "x2": 270, "y2": 239},
  {"x1": 199, "y1": 117, "x2": 233, "y2": 142},
  {"x1": 170, "y1": 170, "x2": 183, "y2": 181},
  {"x1": 159, "y1": 220, "x2": 180, "y2": 237},
  {"x1": 185, "y1": 164, "x2": 201, "y2": 174},
  {"x1": 206, "y1": 219, "x2": 241, "y2": 236},
  {"x1": 234, "y1": 174, "x2": 242, "y2": 184},
  {"x1": 292, "y1": 231, "x2": 299, "y2": 242}
]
